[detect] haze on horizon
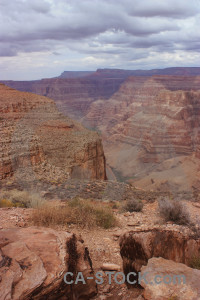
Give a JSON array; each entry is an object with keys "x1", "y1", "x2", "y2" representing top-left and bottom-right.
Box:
[{"x1": 0, "y1": 0, "x2": 200, "y2": 80}]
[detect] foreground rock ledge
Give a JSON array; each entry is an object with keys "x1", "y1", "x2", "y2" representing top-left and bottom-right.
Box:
[
  {"x1": 0, "y1": 227, "x2": 97, "y2": 300},
  {"x1": 140, "y1": 257, "x2": 200, "y2": 300},
  {"x1": 119, "y1": 228, "x2": 200, "y2": 287}
]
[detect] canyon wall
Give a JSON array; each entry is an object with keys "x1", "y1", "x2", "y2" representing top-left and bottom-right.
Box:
[
  {"x1": 2, "y1": 72, "x2": 200, "y2": 192},
  {"x1": 3, "y1": 76, "x2": 124, "y2": 121},
  {"x1": 83, "y1": 76, "x2": 200, "y2": 191},
  {"x1": 0, "y1": 84, "x2": 106, "y2": 187}
]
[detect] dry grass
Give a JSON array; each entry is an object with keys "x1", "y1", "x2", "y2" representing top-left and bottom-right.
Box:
[
  {"x1": 0, "y1": 189, "x2": 45, "y2": 208},
  {"x1": 158, "y1": 196, "x2": 190, "y2": 225},
  {"x1": 31, "y1": 198, "x2": 117, "y2": 229},
  {"x1": 0, "y1": 199, "x2": 14, "y2": 208}
]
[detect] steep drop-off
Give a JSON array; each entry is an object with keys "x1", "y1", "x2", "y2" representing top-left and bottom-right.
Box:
[
  {"x1": 2, "y1": 76, "x2": 124, "y2": 122},
  {"x1": 2, "y1": 72, "x2": 200, "y2": 192},
  {"x1": 83, "y1": 76, "x2": 200, "y2": 191},
  {"x1": 0, "y1": 84, "x2": 106, "y2": 186}
]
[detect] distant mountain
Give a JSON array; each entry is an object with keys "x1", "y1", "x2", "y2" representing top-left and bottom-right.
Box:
[
  {"x1": 88, "y1": 67, "x2": 200, "y2": 78},
  {"x1": 57, "y1": 67, "x2": 200, "y2": 80},
  {"x1": 59, "y1": 71, "x2": 94, "y2": 78}
]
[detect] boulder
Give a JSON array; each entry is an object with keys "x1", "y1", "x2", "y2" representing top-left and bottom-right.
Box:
[
  {"x1": 140, "y1": 257, "x2": 200, "y2": 300},
  {"x1": 101, "y1": 263, "x2": 121, "y2": 271},
  {"x1": 119, "y1": 228, "x2": 200, "y2": 286},
  {"x1": 0, "y1": 227, "x2": 97, "y2": 299}
]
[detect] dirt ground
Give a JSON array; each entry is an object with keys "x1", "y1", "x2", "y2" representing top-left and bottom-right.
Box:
[{"x1": 0, "y1": 199, "x2": 199, "y2": 299}]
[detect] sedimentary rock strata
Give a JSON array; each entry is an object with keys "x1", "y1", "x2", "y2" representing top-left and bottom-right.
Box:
[
  {"x1": 83, "y1": 76, "x2": 200, "y2": 191},
  {"x1": 2, "y1": 73, "x2": 200, "y2": 192},
  {"x1": 0, "y1": 84, "x2": 106, "y2": 185}
]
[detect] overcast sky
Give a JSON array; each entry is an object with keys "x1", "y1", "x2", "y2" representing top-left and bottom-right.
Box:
[{"x1": 0, "y1": 0, "x2": 200, "y2": 80}]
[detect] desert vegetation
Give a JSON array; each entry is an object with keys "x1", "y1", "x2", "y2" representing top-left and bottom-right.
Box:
[
  {"x1": 0, "y1": 189, "x2": 45, "y2": 208},
  {"x1": 122, "y1": 198, "x2": 143, "y2": 212},
  {"x1": 31, "y1": 197, "x2": 117, "y2": 229},
  {"x1": 158, "y1": 196, "x2": 190, "y2": 225}
]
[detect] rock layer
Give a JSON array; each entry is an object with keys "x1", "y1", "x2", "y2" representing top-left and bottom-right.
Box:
[
  {"x1": 0, "y1": 84, "x2": 106, "y2": 185},
  {"x1": 2, "y1": 76, "x2": 124, "y2": 122},
  {"x1": 2, "y1": 74, "x2": 200, "y2": 191},
  {"x1": 83, "y1": 76, "x2": 200, "y2": 191}
]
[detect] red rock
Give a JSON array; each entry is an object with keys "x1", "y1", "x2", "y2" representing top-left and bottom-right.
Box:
[
  {"x1": 0, "y1": 84, "x2": 106, "y2": 183},
  {"x1": 140, "y1": 257, "x2": 200, "y2": 300},
  {"x1": 3, "y1": 74, "x2": 200, "y2": 191},
  {"x1": 119, "y1": 228, "x2": 200, "y2": 285},
  {"x1": 101, "y1": 263, "x2": 121, "y2": 271},
  {"x1": 0, "y1": 227, "x2": 97, "y2": 299}
]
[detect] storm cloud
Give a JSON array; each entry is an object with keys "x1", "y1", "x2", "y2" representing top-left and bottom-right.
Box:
[{"x1": 0, "y1": 0, "x2": 200, "y2": 79}]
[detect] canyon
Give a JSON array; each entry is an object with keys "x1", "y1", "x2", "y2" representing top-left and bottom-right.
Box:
[
  {"x1": 0, "y1": 84, "x2": 106, "y2": 187},
  {"x1": 2, "y1": 68, "x2": 200, "y2": 192},
  {"x1": 1, "y1": 74, "x2": 200, "y2": 298}
]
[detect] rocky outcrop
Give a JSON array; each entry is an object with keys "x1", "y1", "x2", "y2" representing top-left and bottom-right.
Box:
[
  {"x1": 119, "y1": 228, "x2": 200, "y2": 286},
  {"x1": 140, "y1": 257, "x2": 200, "y2": 300},
  {"x1": 0, "y1": 84, "x2": 106, "y2": 185},
  {"x1": 0, "y1": 227, "x2": 97, "y2": 299}
]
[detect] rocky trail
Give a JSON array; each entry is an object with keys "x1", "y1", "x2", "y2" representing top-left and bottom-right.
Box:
[{"x1": 1, "y1": 195, "x2": 198, "y2": 299}]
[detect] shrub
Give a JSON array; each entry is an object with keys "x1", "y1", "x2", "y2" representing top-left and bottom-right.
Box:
[
  {"x1": 0, "y1": 199, "x2": 14, "y2": 208},
  {"x1": 32, "y1": 198, "x2": 117, "y2": 229},
  {"x1": 28, "y1": 193, "x2": 46, "y2": 208},
  {"x1": 0, "y1": 189, "x2": 45, "y2": 208},
  {"x1": 158, "y1": 197, "x2": 190, "y2": 225},
  {"x1": 31, "y1": 205, "x2": 70, "y2": 227},
  {"x1": 95, "y1": 207, "x2": 116, "y2": 229},
  {"x1": 111, "y1": 202, "x2": 121, "y2": 209},
  {"x1": 69, "y1": 198, "x2": 117, "y2": 229},
  {"x1": 168, "y1": 296, "x2": 179, "y2": 300},
  {"x1": 123, "y1": 198, "x2": 143, "y2": 212}
]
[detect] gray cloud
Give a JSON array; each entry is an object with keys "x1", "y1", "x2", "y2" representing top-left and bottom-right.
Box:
[
  {"x1": 0, "y1": 0, "x2": 200, "y2": 79},
  {"x1": 125, "y1": 0, "x2": 199, "y2": 18}
]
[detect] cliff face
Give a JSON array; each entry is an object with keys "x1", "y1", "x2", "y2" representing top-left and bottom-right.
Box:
[
  {"x1": 2, "y1": 74, "x2": 200, "y2": 192},
  {"x1": 82, "y1": 76, "x2": 200, "y2": 191},
  {"x1": 0, "y1": 84, "x2": 106, "y2": 185},
  {"x1": 3, "y1": 77, "x2": 124, "y2": 121}
]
